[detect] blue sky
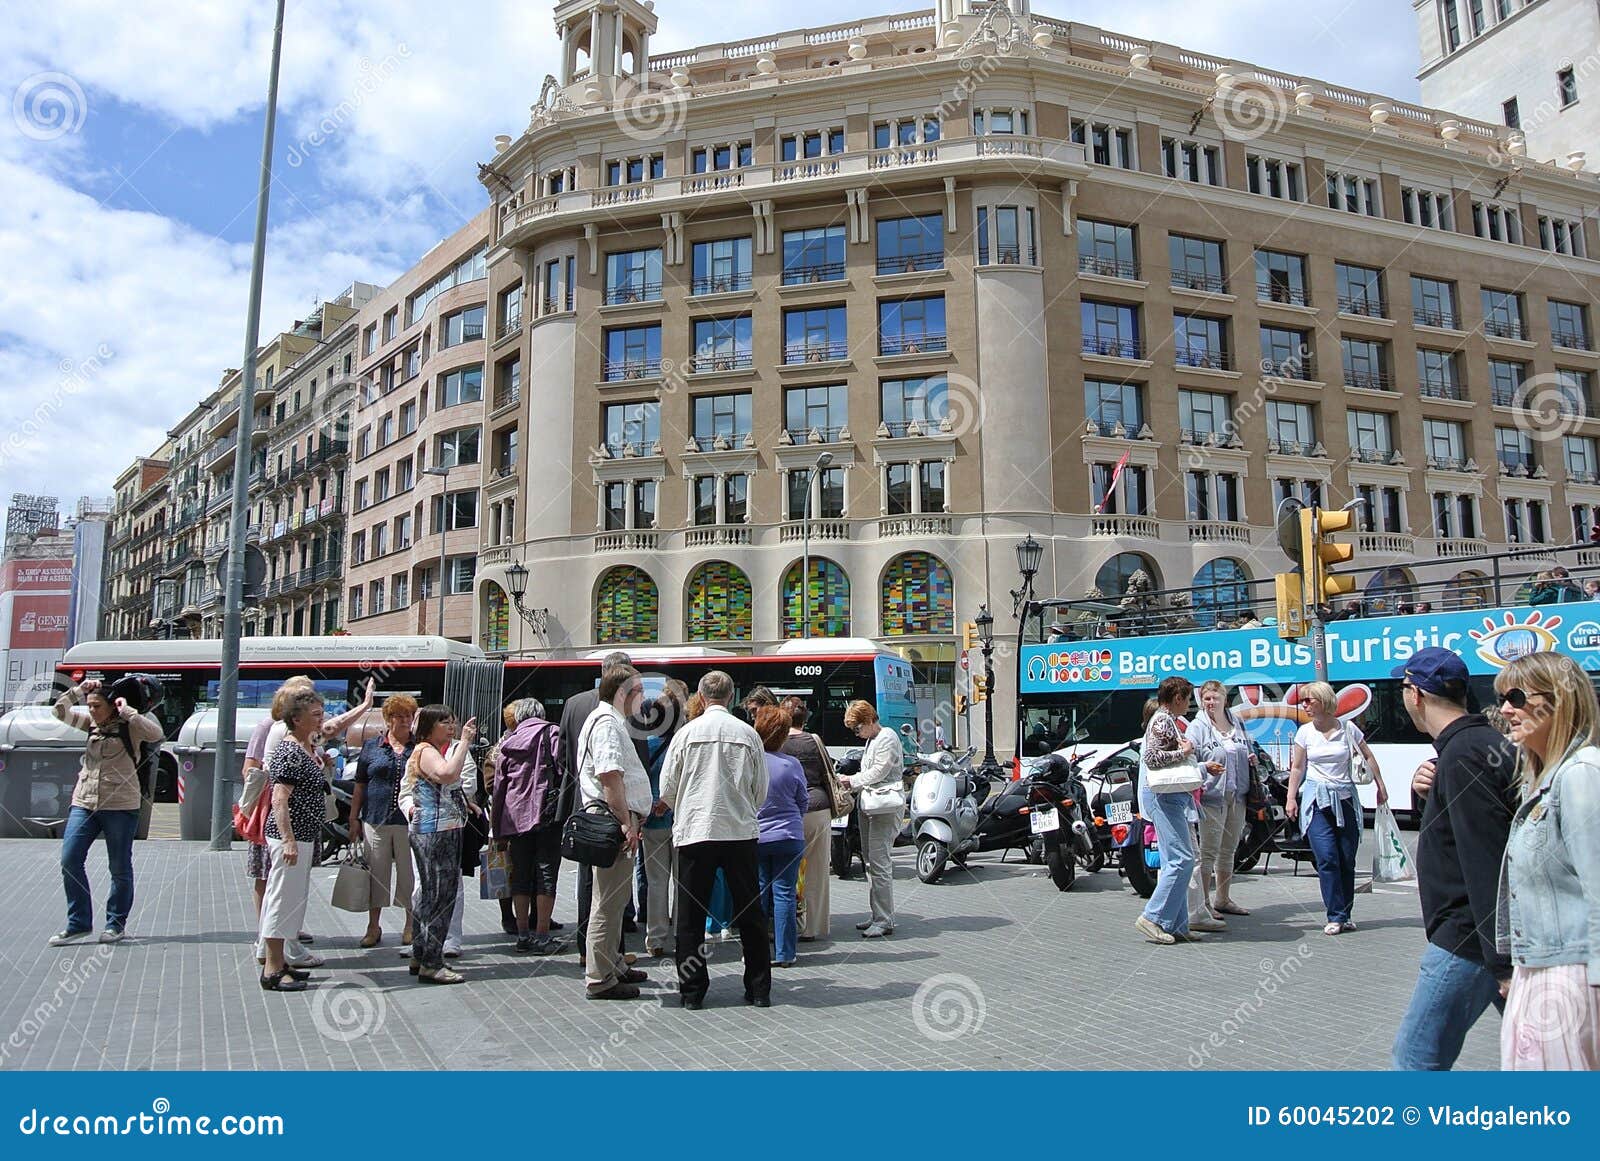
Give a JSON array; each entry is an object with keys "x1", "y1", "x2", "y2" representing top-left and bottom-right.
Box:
[{"x1": 0, "y1": 0, "x2": 1423, "y2": 506}]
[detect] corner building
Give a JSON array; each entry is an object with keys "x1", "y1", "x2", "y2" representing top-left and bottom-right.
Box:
[{"x1": 478, "y1": 0, "x2": 1600, "y2": 740}]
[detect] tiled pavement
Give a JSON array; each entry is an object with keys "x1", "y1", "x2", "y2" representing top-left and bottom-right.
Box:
[{"x1": 0, "y1": 830, "x2": 1498, "y2": 1071}]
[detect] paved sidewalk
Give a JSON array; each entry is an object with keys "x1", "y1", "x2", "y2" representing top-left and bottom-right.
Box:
[{"x1": 0, "y1": 833, "x2": 1496, "y2": 1070}]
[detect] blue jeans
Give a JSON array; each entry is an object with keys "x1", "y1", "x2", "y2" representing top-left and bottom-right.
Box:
[
  {"x1": 758, "y1": 837, "x2": 805, "y2": 963},
  {"x1": 1392, "y1": 943, "x2": 1505, "y2": 1070},
  {"x1": 1139, "y1": 787, "x2": 1197, "y2": 935},
  {"x1": 60, "y1": 806, "x2": 139, "y2": 934},
  {"x1": 1305, "y1": 797, "x2": 1361, "y2": 924},
  {"x1": 705, "y1": 869, "x2": 732, "y2": 933}
]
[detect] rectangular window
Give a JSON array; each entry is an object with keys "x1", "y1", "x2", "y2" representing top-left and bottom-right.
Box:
[
  {"x1": 691, "y1": 315, "x2": 754, "y2": 372},
  {"x1": 1179, "y1": 389, "x2": 1231, "y2": 441},
  {"x1": 879, "y1": 295, "x2": 947, "y2": 356},
  {"x1": 1260, "y1": 325, "x2": 1313, "y2": 379},
  {"x1": 781, "y1": 226, "x2": 847, "y2": 284},
  {"x1": 885, "y1": 463, "x2": 913, "y2": 516},
  {"x1": 919, "y1": 461, "x2": 946, "y2": 513},
  {"x1": 431, "y1": 490, "x2": 479, "y2": 533},
  {"x1": 690, "y1": 237, "x2": 753, "y2": 295},
  {"x1": 1342, "y1": 338, "x2": 1391, "y2": 391},
  {"x1": 1347, "y1": 410, "x2": 1394, "y2": 458},
  {"x1": 1556, "y1": 368, "x2": 1593, "y2": 417},
  {"x1": 1445, "y1": 0, "x2": 1462, "y2": 49},
  {"x1": 603, "y1": 482, "x2": 628, "y2": 531},
  {"x1": 436, "y1": 427, "x2": 481, "y2": 468},
  {"x1": 779, "y1": 128, "x2": 846, "y2": 160},
  {"x1": 1489, "y1": 359, "x2": 1528, "y2": 406},
  {"x1": 604, "y1": 154, "x2": 663, "y2": 185},
  {"x1": 1162, "y1": 138, "x2": 1221, "y2": 185},
  {"x1": 783, "y1": 306, "x2": 848, "y2": 363},
  {"x1": 604, "y1": 249, "x2": 663, "y2": 304},
  {"x1": 690, "y1": 392, "x2": 753, "y2": 450},
  {"x1": 1325, "y1": 171, "x2": 1379, "y2": 216},
  {"x1": 1566, "y1": 435, "x2": 1599, "y2": 482},
  {"x1": 602, "y1": 401, "x2": 660, "y2": 456},
  {"x1": 1560, "y1": 67, "x2": 1579, "y2": 107},
  {"x1": 1247, "y1": 155, "x2": 1304, "y2": 202},
  {"x1": 876, "y1": 214, "x2": 945, "y2": 275},
  {"x1": 1411, "y1": 276, "x2": 1460, "y2": 329},
  {"x1": 785, "y1": 383, "x2": 847, "y2": 442},
  {"x1": 602, "y1": 325, "x2": 663, "y2": 380},
  {"x1": 1503, "y1": 97, "x2": 1521, "y2": 128},
  {"x1": 1255, "y1": 250, "x2": 1310, "y2": 306},
  {"x1": 1550, "y1": 300, "x2": 1592, "y2": 350},
  {"x1": 395, "y1": 511, "x2": 412, "y2": 549},
  {"x1": 1481, "y1": 289, "x2": 1526, "y2": 339},
  {"x1": 438, "y1": 365, "x2": 484, "y2": 408},
  {"x1": 1174, "y1": 313, "x2": 1230, "y2": 371},
  {"x1": 689, "y1": 140, "x2": 752, "y2": 173},
  {"x1": 693, "y1": 476, "x2": 718, "y2": 526},
  {"x1": 373, "y1": 468, "x2": 391, "y2": 502},
  {"x1": 632, "y1": 480, "x2": 658, "y2": 531},
  {"x1": 1091, "y1": 463, "x2": 1150, "y2": 515},
  {"x1": 440, "y1": 306, "x2": 484, "y2": 348},
  {"x1": 348, "y1": 586, "x2": 363, "y2": 620},
  {"x1": 721, "y1": 475, "x2": 747, "y2": 525},
  {"x1": 1080, "y1": 300, "x2": 1142, "y2": 359},
  {"x1": 447, "y1": 557, "x2": 476, "y2": 595},
  {"x1": 1335, "y1": 262, "x2": 1385, "y2": 317},
  {"x1": 371, "y1": 524, "x2": 388, "y2": 558},
  {"x1": 1496, "y1": 426, "x2": 1536, "y2": 473},
  {"x1": 1169, "y1": 234, "x2": 1226, "y2": 293},
  {"x1": 993, "y1": 206, "x2": 1027, "y2": 264},
  {"x1": 1071, "y1": 119, "x2": 1135, "y2": 169},
  {"x1": 1417, "y1": 349, "x2": 1463, "y2": 400},
  {"x1": 880, "y1": 376, "x2": 948, "y2": 435},
  {"x1": 975, "y1": 207, "x2": 989, "y2": 266},
  {"x1": 399, "y1": 401, "x2": 417, "y2": 436},
  {"x1": 1083, "y1": 380, "x2": 1144, "y2": 436},
  {"x1": 1424, "y1": 419, "x2": 1467, "y2": 467},
  {"x1": 1266, "y1": 400, "x2": 1316, "y2": 453},
  {"x1": 1076, "y1": 219, "x2": 1138, "y2": 280}
]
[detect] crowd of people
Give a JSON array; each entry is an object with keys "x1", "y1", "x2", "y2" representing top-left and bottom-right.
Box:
[{"x1": 42, "y1": 641, "x2": 1597, "y2": 1066}]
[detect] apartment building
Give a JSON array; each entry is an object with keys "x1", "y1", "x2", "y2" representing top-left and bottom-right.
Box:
[
  {"x1": 161, "y1": 402, "x2": 215, "y2": 636},
  {"x1": 101, "y1": 454, "x2": 172, "y2": 640},
  {"x1": 246, "y1": 282, "x2": 377, "y2": 636},
  {"x1": 343, "y1": 214, "x2": 491, "y2": 641},
  {"x1": 1417, "y1": 0, "x2": 1599, "y2": 173},
  {"x1": 475, "y1": 0, "x2": 1600, "y2": 681}
]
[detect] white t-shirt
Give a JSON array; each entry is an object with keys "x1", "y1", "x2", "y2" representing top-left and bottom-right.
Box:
[{"x1": 1295, "y1": 721, "x2": 1364, "y2": 785}]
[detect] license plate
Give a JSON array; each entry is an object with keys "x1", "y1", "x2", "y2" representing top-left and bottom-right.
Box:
[
  {"x1": 1030, "y1": 806, "x2": 1060, "y2": 834},
  {"x1": 831, "y1": 817, "x2": 849, "y2": 831},
  {"x1": 1105, "y1": 801, "x2": 1133, "y2": 825}
]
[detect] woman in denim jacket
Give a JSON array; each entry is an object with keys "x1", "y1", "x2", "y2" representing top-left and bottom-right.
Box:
[{"x1": 1493, "y1": 652, "x2": 1600, "y2": 1070}]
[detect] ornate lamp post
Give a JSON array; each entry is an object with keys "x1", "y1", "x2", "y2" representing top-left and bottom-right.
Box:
[
  {"x1": 503, "y1": 560, "x2": 550, "y2": 647},
  {"x1": 1012, "y1": 534, "x2": 1043, "y2": 774}
]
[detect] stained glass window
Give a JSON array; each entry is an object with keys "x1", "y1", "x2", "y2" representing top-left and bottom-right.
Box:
[
  {"x1": 594, "y1": 566, "x2": 660, "y2": 644},
  {"x1": 685, "y1": 561, "x2": 753, "y2": 642},
  {"x1": 781, "y1": 558, "x2": 850, "y2": 639},
  {"x1": 880, "y1": 552, "x2": 954, "y2": 635}
]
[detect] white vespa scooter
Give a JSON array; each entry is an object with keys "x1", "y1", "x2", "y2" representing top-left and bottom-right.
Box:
[{"x1": 909, "y1": 749, "x2": 981, "y2": 883}]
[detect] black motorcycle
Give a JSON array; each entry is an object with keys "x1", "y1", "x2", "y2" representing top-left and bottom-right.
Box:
[
  {"x1": 831, "y1": 750, "x2": 865, "y2": 878},
  {"x1": 949, "y1": 754, "x2": 1090, "y2": 891}
]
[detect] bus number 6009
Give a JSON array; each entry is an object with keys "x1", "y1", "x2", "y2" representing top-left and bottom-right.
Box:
[{"x1": 793, "y1": 665, "x2": 824, "y2": 677}]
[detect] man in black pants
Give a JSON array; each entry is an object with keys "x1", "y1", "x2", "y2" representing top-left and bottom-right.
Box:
[
  {"x1": 1390, "y1": 647, "x2": 1519, "y2": 1070},
  {"x1": 660, "y1": 670, "x2": 771, "y2": 1009}
]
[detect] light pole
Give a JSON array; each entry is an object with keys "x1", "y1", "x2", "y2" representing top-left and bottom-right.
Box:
[
  {"x1": 424, "y1": 463, "x2": 453, "y2": 637},
  {"x1": 212, "y1": 0, "x2": 287, "y2": 850},
  {"x1": 1012, "y1": 534, "x2": 1043, "y2": 775},
  {"x1": 799, "y1": 450, "x2": 834, "y2": 639},
  {"x1": 974, "y1": 604, "x2": 998, "y2": 776},
  {"x1": 503, "y1": 560, "x2": 550, "y2": 649}
]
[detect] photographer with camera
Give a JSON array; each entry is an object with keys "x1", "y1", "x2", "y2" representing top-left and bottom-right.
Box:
[{"x1": 49, "y1": 676, "x2": 165, "y2": 946}]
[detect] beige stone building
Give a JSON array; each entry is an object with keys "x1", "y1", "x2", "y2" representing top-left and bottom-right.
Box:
[
  {"x1": 102, "y1": 453, "x2": 173, "y2": 640},
  {"x1": 471, "y1": 0, "x2": 1600, "y2": 701},
  {"x1": 342, "y1": 214, "x2": 491, "y2": 640}
]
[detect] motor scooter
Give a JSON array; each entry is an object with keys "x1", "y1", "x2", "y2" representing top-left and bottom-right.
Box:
[{"x1": 909, "y1": 751, "x2": 982, "y2": 883}]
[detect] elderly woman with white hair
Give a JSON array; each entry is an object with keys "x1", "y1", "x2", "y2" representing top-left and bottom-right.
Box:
[{"x1": 492, "y1": 697, "x2": 564, "y2": 955}]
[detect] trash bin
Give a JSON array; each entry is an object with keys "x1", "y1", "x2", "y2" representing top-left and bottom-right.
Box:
[
  {"x1": 0, "y1": 706, "x2": 163, "y2": 839},
  {"x1": 175, "y1": 709, "x2": 271, "y2": 842}
]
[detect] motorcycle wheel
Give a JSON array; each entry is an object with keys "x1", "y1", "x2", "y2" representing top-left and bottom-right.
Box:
[
  {"x1": 1081, "y1": 851, "x2": 1108, "y2": 874},
  {"x1": 1122, "y1": 831, "x2": 1159, "y2": 899},
  {"x1": 1046, "y1": 840, "x2": 1076, "y2": 891},
  {"x1": 916, "y1": 838, "x2": 949, "y2": 884},
  {"x1": 1024, "y1": 837, "x2": 1046, "y2": 864}
]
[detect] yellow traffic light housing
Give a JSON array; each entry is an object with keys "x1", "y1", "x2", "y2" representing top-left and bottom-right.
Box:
[
  {"x1": 972, "y1": 675, "x2": 988, "y2": 703},
  {"x1": 1299, "y1": 507, "x2": 1359, "y2": 607},
  {"x1": 961, "y1": 621, "x2": 978, "y2": 654},
  {"x1": 954, "y1": 693, "x2": 969, "y2": 715},
  {"x1": 1275, "y1": 571, "x2": 1306, "y2": 639}
]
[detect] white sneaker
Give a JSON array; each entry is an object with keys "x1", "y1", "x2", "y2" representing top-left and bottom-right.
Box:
[
  {"x1": 443, "y1": 941, "x2": 463, "y2": 959},
  {"x1": 48, "y1": 929, "x2": 92, "y2": 947},
  {"x1": 98, "y1": 927, "x2": 126, "y2": 944},
  {"x1": 1189, "y1": 916, "x2": 1228, "y2": 933}
]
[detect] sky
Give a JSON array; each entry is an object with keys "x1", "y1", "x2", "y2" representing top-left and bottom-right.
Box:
[{"x1": 0, "y1": 0, "x2": 1423, "y2": 513}]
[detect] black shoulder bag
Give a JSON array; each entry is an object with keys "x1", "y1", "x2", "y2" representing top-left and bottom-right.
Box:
[{"x1": 559, "y1": 717, "x2": 625, "y2": 867}]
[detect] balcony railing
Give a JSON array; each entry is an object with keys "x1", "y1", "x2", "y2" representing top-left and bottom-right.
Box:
[
  {"x1": 1268, "y1": 439, "x2": 1322, "y2": 458},
  {"x1": 1350, "y1": 447, "x2": 1395, "y2": 464},
  {"x1": 1258, "y1": 283, "x2": 1312, "y2": 308},
  {"x1": 596, "y1": 530, "x2": 661, "y2": 552},
  {"x1": 1172, "y1": 270, "x2": 1228, "y2": 295},
  {"x1": 778, "y1": 518, "x2": 850, "y2": 543},
  {"x1": 1498, "y1": 453, "x2": 1537, "y2": 475},
  {"x1": 1082, "y1": 335, "x2": 1145, "y2": 360},
  {"x1": 983, "y1": 245, "x2": 1037, "y2": 266},
  {"x1": 1261, "y1": 356, "x2": 1317, "y2": 381},
  {"x1": 1085, "y1": 418, "x2": 1145, "y2": 438},
  {"x1": 492, "y1": 383, "x2": 521, "y2": 412},
  {"x1": 1436, "y1": 537, "x2": 1489, "y2": 558},
  {"x1": 1427, "y1": 456, "x2": 1469, "y2": 472},
  {"x1": 1337, "y1": 294, "x2": 1387, "y2": 319},
  {"x1": 785, "y1": 426, "x2": 847, "y2": 444},
  {"x1": 688, "y1": 431, "x2": 754, "y2": 452},
  {"x1": 1553, "y1": 329, "x2": 1594, "y2": 352},
  {"x1": 690, "y1": 271, "x2": 753, "y2": 295},
  {"x1": 496, "y1": 312, "x2": 522, "y2": 341},
  {"x1": 603, "y1": 282, "x2": 663, "y2": 306},
  {"x1": 1414, "y1": 307, "x2": 1461, "y2": 330},
  {"x1": 1078, "y1": 254, "x2": 1140, "y2": 281},
  {"x1": 1187, "y1": 521, "x2": 1250, "y2": 544},
  {"x1": 490, "y1": 464, "x2": 517, "y2": 481},
  {"x1": 602, "y1": 358, "x2": 664, "y2": 381},
  {"x1": 1089, "y1": 514, "x2": 1159, "y2": 538},
  {"x1": 877, "y1": 252, "x2": 945, "y2": 276},
  {"x1": 684, "y1": 524, "x2": 754, "y2": 547},
  {"x1": 204, "y1": 436, "x2": 237, "y2": 466},
  {"x1": 784, "y1": 340, "x2": 849, "y2": 364},
  {"x1": 879, "y1": 333, "x2": 947, "y2": 357},
  {"x1": 878, "y1": 514, "x2": 954, "y2": 537},
  {"x1": 1483, "y1": 317, "x2": 1527, "y2": 341},
  {"x1": 782, "y1": 261, "x2": 846, "y2": 286},
  {"x1": 1421, "y1": 379, "x2": 1466, "y2": 401},
  {"x1": 690, "y1": 351, "x2": 754, "y2": 373},
  {"x1": 1359, "y1": 532, "x2": 1415, "y2": 554},
  {"x1": 1175, "y1": 348, "x2": 1234, "y2": 372},
  {"x1": 1344, "y1": 368, "x2": 1393, "y2": 391}
]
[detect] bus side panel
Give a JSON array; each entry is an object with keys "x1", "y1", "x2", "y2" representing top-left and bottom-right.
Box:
[{"x1": 873, "y1": 655, "x2": 918, "y2": 746}]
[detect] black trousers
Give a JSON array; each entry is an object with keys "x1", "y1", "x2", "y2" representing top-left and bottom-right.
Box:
[{"x1": 674, "y1": 839, "x2": 770, "y2": 1004}]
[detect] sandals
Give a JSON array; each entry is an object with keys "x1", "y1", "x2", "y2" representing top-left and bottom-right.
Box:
[
  {"x1": 1214, "y1": 901, "x2": 1250, "y2": 916},
  {"x1": 359, "y1": 930, "x2": 382, "y2": 948},
  {"x1": 259, "y1": 968, "x2": 307, "y2": 992}
]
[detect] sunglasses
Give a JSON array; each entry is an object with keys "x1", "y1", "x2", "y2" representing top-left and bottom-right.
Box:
[{"x1": 1498, "y1": 688, "x2": 1549, "y2": 709}]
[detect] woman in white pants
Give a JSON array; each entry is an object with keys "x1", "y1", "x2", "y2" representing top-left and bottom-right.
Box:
[
  {"x1": 838, "y1": 700, "x2": 902, "y2": 939},
  {"x1": 258, "y1": 689, "x2": 333, "y2": 991}
]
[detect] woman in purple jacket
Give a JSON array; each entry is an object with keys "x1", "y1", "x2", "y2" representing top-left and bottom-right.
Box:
[{"x1": 753, "y1": 706, "x2": 810, "y2": 967}]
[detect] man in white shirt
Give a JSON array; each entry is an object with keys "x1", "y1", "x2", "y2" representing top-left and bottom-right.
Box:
[
  {"x1": 660, "y1": 670, "x2": 771, "y2": 1009},
  {"x1": 577, "y1": 665, "x2": 653, "y2": 1000}
]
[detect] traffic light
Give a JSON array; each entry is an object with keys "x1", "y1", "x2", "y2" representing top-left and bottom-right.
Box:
[
  {"x1": 954, "y1": 693, "x2": 969, "y2": 715},
  {"x1": 961, "y1": 620, "x2": 978, "y2": 654},
  {"x1": 1299, "y1": 506, "x2": 1358, "y2": 607},
  {"x1": 1275, "y1": 571, "x2": 1306, "y2": 640},
  {"x1": 972, "y1": 675, "x2": 988, "y2": 703}
]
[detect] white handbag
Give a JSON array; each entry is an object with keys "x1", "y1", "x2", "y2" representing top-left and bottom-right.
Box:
[
  {"x1": 1143, "y1": 757, "x2": 1204, "y2": 794},
  {"x1": 1346, "y1": 724, "x2": 1374, "y2": 786},
  {"x1": 858, "y1": 782, "x2": 907, "y2": 816}
]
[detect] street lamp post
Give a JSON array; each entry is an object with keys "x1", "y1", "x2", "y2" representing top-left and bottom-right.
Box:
[
  {"x1": 503, "y1": 559, "x2": 550, "y2": 649},
  {"x1": 799, "y1": 450, "x2": 834, "y2": 639},
  {"x1": 424, "y1": 464, "x2": 453, "y2": 637},
  {"x1": 1012, "y1": 534, "x2": 1043, "y2": 776},
  {"x1": 974, "y1": 604, "x2": 998, "y2": 775}
]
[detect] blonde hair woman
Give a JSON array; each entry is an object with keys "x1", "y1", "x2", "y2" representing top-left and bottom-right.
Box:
[
  {"x1": 1493, "y1": 652, "x2": 1600, "y2": 1069},
  {"x1": 838, "y1": 700, "x2": 901, "y2": 938},
  {"x1": 1286, "y1": 681, "x2": 1388, "y2": 936},
  {"x1": 1188, "y1": 679, "x2": 1253, "y2": 918}
]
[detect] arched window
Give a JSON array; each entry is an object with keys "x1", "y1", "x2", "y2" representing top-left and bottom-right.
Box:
[
  {"x1": 1094, "y1": 552, "x2": 1159, "y2": 599},
  {"x1": 482, "y1": 582, "x2": 509, "y2": 653},
  {"x1": 685, "y1": 562, "x2": 754, "y2": 642},
  {"x1": 1447, "y1": 569, "x2": 1493, "y2": 611},
  {"x1": 1193, "y1": 558, "x2": 1251, "y2": 627},
  {"x1": 594, "y1": 566, "x2": 659, "y2": 644},
  {"x1": 781, "y1": 558, "x2": 850, "y2": 638},
  {"x1": 881, "y1": 552, "x2": 955, "y2": 635},
  {"x1": 1363, "y1": 566, "x2": 1415, "y2": 615}
]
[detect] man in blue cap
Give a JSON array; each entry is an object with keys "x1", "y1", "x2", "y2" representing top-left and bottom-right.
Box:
[{"x1": 1389, "y1": 647, "x2": 1520, "y2": 1070}]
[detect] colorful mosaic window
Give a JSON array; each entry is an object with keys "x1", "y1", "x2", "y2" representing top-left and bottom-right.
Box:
[
  {"x1": 880, "y1": 552, "x2": 954, "y2": 635},
  {"x1": 782, "y1": 558, "x2": 850, "y2": 638},
  {"x1": 484, "y1": 583, "x2": 510, "y2": 653},
  {"x1": 594, "y1": 565, "x2": 660, "y2": 644},
  {"x1": 685, "y1": 561, "x2": 753, "y2": 642}
]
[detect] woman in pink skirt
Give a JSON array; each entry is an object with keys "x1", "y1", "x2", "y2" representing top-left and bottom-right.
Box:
[{"x1": 1494, "y1": 652, "x2": 1600, "y2": 1070}]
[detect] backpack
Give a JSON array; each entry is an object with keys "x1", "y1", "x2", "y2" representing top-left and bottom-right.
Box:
[{"x1": 496, "y1": 717, "x2": 563, "y2": 831}]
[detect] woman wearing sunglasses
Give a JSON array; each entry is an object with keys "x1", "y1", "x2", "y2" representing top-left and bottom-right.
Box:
[{"x1": 1493, "y1": 653, "x2": 1600, "y2": 1070}]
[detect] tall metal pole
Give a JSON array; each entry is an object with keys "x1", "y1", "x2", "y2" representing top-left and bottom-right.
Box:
[
  {"x1": 979, "y1": 644, "x2": 997, "y2": 771},
  {"x1": 1310, "y1": 507, "x2": 1331, "y2": 683},
  {"x1": 801, "y1": 468, "x2": 813, "y2": 640},
  {"x1": 212, "y1": 0, "x2": 287, "y2": 850},
  {"x1": 437, "y1": 465, "x2": 451, "y2": 637}
]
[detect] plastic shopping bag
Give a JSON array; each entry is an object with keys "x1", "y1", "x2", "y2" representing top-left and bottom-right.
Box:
[
  {"x1": 1373, "y1": 803, "x2": 1415, "y2": 882},
  {"x1": 480, "y1": 845, "x2": 511, "y2": 900}
]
